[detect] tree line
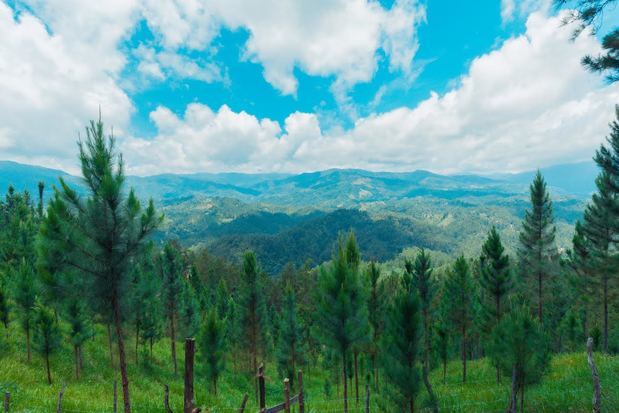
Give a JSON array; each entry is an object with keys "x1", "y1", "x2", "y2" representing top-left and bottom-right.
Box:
[{"x1": 1, "y1": 110, "x2": 619, "y2": 413}]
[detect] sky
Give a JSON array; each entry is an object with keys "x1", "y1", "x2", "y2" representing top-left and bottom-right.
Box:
[{"x1": 0, "y1": 0, "x2": 618, "y2": 176}]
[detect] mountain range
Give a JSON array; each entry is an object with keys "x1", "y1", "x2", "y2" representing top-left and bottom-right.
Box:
[{"x1": 0, "y1": 160, "x2": 596, "y2": 273}]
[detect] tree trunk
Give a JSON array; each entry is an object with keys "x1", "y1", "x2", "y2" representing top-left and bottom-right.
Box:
[
  {"x1": 170, "y1": 315, "x2": 178, "y2": 375},
  {"x1": 135, "y1": 324, "x2": 139, "y2": 366},
  {"x1": 354, "y1": 351, "x2": 359, "y2": 404},
  {"x1": 507, "y1": 367, "x2": 517, "y2": 413},
  {"x1": 74, "y1": 345, "x2": 80, "y2": 379},
  {"x1": 26, "y1": 327, "x2": 31, "y2": 362},
  {"x1": 107, "y1": 323, "x2": 114, "y2": 368},
  {"x1": 409, "y1": 398, "x2": 414, "y2": 413},
  {"x1": 520, "y1": 381, "x2": 525, "y2": 413},
  {"x1": 603, "y1": 277, "x2": 608, "y2": 353},
  {"x1": 422, "y1": 309, "x2": 438, "y2": 413},
  {"x1": 342, "y1": 355, "x2": 348, "y2": 413},
  {"x1": 587, "y1": 337, "x2": 601, "y2": 413},
  {"x1": 113, "y1": 296, "x2": 132, "y2": 413},
  {"x1": 462, "y1": 326, "x2": 467, "y2": 383},
  {"x1": 183, "y1": 338, "x2": 196, "y2": 413},
  {"x1": 45, "y1": 352, "x2": 52, "y2": 385},
  {"x1": 538, "y1": 270, "x2": 543, "y2": 324}
]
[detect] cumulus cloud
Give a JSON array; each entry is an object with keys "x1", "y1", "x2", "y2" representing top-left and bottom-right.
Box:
[
  {"x1": 121, "y1": 12, "x2": 619, "y2": 175},
  {"x1": 0, "y1": 2, "x2": 133, "y2": 172}
]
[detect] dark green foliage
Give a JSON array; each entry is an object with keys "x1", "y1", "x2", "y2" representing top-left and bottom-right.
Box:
[
  {"x1": 366, "y1": 261, "x2": 385, "y2": 388},
  {"x1": 199, "y1": 310, "x2": 226, "y2": 395},
  {"x1": 32, "y1": 300, "x2": 61, "y2": 384},
  {"x1": 435, "y1": 323, "x2": 449, "y2": 384},
  {"x1": 556, "y1": 0, "x2": 618, "y2": 82},
  {"x1": 317, "y1": 233, "x2": 369, "y2": 413},
  {"x1": 560, "y1": 309, "x2": 583, "y2": 352},
  {"x1": 276, "y1": 284, "x2": 306, "y2": 389},
  {"x1": 159, "y1": 241, "x2": 185, "y2": 374},
  {"x1": 518, "y1": 171, "x2": 556, "y2": 323},
  {"x1": 178, "y1": 282, "x2": 200, "y2": 339},
  {"x1": 12, "y1": 261, "x2": 37, "y2": 362},
  {"x1": 442, "y1": 255, "x2": 474, "y2": 382},
  {"x1": 237, "y1": 251, "x2": 269, "y2": 374},
  {"x1": 65, "y1": 298, "x2": 93, "y2": 378},
  {"x1": 38, "y1": 119, "x2": 160, "y2": 412},
  {"x1": 381, "y1": 269, "x2": 421, "y2": 413},
  {"x1": 406, "y1": 249, "x2": 438, "y2": 412},
  {"x1": 132, "y1": 260, "x2": 163, "y2": 361},
  {"x1": 480, "y1": 227, "x2": 512, "y2": 325},
  {"x1": 582, "y1": 107, "x2": 619, "y2": 352},
  {"x1": 0, "y1": 275, "x2": 9, "y2": 329},
  {"x1": 488, "y1": 305, "x2": 551, "y2": 412},
  {"x1": 215, "y1": 278, "x2": 229, "y2": 318}
]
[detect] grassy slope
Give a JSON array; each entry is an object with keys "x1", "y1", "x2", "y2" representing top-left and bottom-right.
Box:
[{"x1": 1, "y1": 322, "x2": 618, "y2": 413}]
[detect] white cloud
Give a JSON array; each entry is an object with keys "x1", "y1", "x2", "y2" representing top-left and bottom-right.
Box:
[
  {"x1": 139, "y1": 0, "x2": 426, "y2": 97},
  {"x1": 0, "y1": 2, "x2": 133, "y2": 173},
  {"x1": 121, "y1": 11, "x2": 619, "y2": 175},
  {"x1": 501, "y1": 0, "x2": 551, "y2": 23}
]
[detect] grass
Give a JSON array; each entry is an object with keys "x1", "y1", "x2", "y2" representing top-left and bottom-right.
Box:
[{"x1": 1, "y1": 322, "x2": 618, "y2": 412}]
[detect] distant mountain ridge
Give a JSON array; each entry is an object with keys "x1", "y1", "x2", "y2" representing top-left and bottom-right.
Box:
[{"x1": 0, "y1": 160, "x2": 598, "y2": 205}]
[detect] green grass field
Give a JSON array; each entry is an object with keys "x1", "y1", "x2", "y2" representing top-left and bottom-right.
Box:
[{"x1": 1, "y1": 322, "x2": 618, "y2": 413}]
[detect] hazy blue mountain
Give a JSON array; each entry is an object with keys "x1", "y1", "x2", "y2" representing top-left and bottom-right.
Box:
[
  {"x1": 0, "y1": 160, "x2": 81, "y2": 194},
  {"x1": 492, "y1": 161, "x2": 598, "y2": 196}
]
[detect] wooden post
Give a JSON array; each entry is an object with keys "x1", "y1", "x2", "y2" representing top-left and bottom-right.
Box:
[
  {"x1": 258, "y1": 364, "x2": 266, "y2": 413},
  {"x1": 184, "y1": 338, "x2": 196, "y2": 413},
  {"x1": 56, "y1": 384, "x2": 66, "y2": 413},
  {"x1": 298, "y1": 370, "x2": 305, "y2": 413},
  {"x1": 3, "y1": 392, "x2": 9, "y2": 413},
  {"x1": 365, "y1": 384, "x2": 370, "y2": 413},
  {"x1": 284, "y1": 378, "x2": 291, "y2": 413},
  {"x1": 587, "y1": 337, "x2": 602, "y2": 413},
  {"x1": 238, "y1": 394, "x2": 249, "y2": 413},
  {"x1": 113, "y1": 380, "x2": 117, "y2": 413},
  {"x1": 164, "y1": 385, "x2": 173, "y2": 413}
]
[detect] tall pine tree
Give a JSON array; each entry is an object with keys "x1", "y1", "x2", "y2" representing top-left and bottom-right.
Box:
[
  {"x1": 276, "y1": 284, "x2": 306, "y2": 389},
  {"x1": 39, "y1": 119, "x2": 160, "y2": 412},
  {"x1": 159, "y1": 242, "x2": 185, "y2": 375},
  {"x1": 381, "y1": 268, "x2": 421, "y2": 413},
  {"x1": 317, "y1": 235, "x2": 369, "y2": 413},
  {"x1": 407, "y1": 249, "x2": 438, "y2": 412},
  {"x1": 518, "y1": 171, "x2": 556, "y2": 323},
  {"x1": 32, "y1": 300, "x2": 61, "y2": 385},
  {"x1": 443, "y1": 255, "x2": 474, "y2": 382}
]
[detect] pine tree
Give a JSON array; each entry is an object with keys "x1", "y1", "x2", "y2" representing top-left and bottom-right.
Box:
[
  {"x1": 343, "y1": 232, "x2": 367, "y2": 405},
  {"x1": 582, "y1": 108, "x2": 619, "y2": 352},
  {"x1": 213, "y1": 278, "x2": 228, "y2": 318},
  {"x1": 480, "y1": 227, "x2": 512, "y2": 322},
  {"x1": 276, "y1": 284, "x2": 306, "y2": 389},
  {"x1": 179, "y1": 281, "x2": 200, "y2": 339},
  {"x1": 381, "y1": 268, "x2": 421, "y2": 413},
  {"x1": 488, "y1": 305, "x2": 551, "y2": 413},
  {"x1": 65, "y1": 298, "x2": 93, "y2": 379},
  {"x1": 237, "y1": 251, "x2": 268, "y2": 377},
  {"x1": 134, "y1": 262, "x2": 163, "y2": 360},
  {"x1": 12, "y1": 260, "x2": 37, "y2": 362},
  {"x1": 435, "y1": 322, "x2": 450, "y2": 384},
  {"x1": 39, "y1": 119, "x2": 160, "y2": 412},
  {"x1": 406, "y1": 249, "x2": 438, "y2": 412},
  {"x1": 366, "y1": 261, "x2": 385, "y2": 389},
  {"x1": 443, "y1": 255, "x2": 474, "y2": 382},
  {"x1": 0, "y1": 276, "x2": 9, "y2": 329},
  {"x1": 159, "y1": 242, "x2": 185, "y2": 375},
  {"x1": 567, "y1": 220, "x2": 595, "y2": 338},
  {"x1": 317, "y1": 236, "x2": 369, "y2": 413},
  {"x1": 518, "y1": 171, "x2": 556, "y2": 323},
  {"x1": 199, "y1": 310, "x2": 226, "y2": 395},
  {"x1": 32, "y1": 300, "x2": 61, "y2": 385}
]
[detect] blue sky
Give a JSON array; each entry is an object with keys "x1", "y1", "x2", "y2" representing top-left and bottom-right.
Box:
[
  {"x1": 1, "y1": 0, "x2": 618, "y2": 175},
  {"x1": 125, "y1": 0, "x2": 517, "y2": 136}
]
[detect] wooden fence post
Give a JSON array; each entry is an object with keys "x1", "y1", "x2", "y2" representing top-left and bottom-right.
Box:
[
  {"x1": 587, "y1": 337, "x2": 602, "y2": 413},
  {"x1": 56, "y1": 383, "x2": 66, "y2": 413},
  {"x1": 164, "y1": 385, "x2": 173, "y2": 413},
  {"x1": 113, "y1": 380, "x2": 117, "y2": 413},
  {"x1": 3, "y1": 392, "x2": 9, "y2": 413},
  {"x1": 258, "y1": 364, "x2": 266, "y2": 413},
  {"x1": 298, "y1": 370, "x2": 305, "y2": 413},
  {"x1": 184, "y1": 338, "x2": 197, "y2": 413},
  {"x1": 238, "y1": 394, "x2": 248, "y2": 413},
  {"x1": 284, "y1": 378, "x2": 291, "y2": 413},
  {"x1": 365, "y1": 384, "x2": 370, "y2": 413}
]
